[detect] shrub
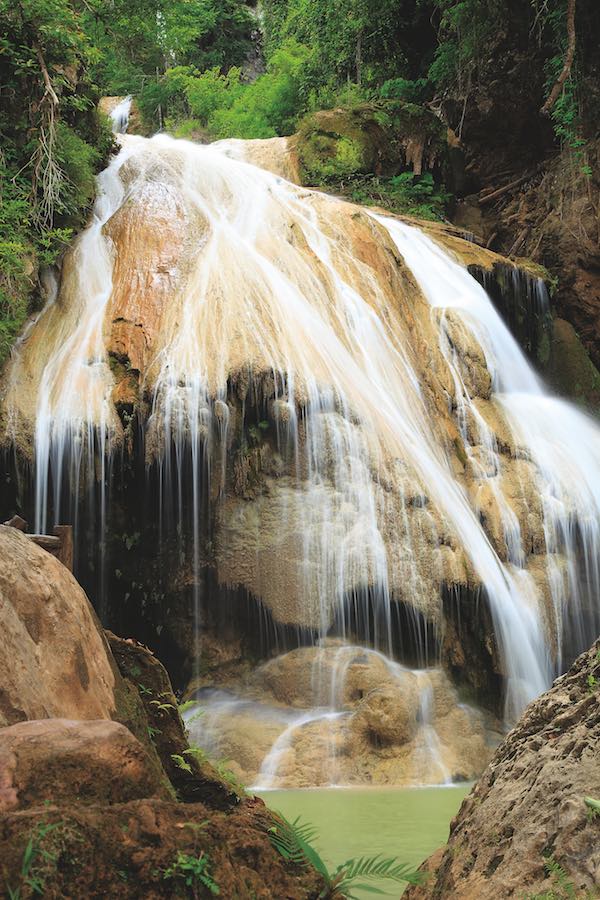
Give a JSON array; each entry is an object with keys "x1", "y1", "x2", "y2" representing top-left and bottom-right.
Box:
[{"x1": 380, "y1": 77, "x2": 432, "y2": 104}]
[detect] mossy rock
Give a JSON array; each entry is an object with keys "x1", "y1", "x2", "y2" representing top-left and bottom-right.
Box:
[
  {"x1": 107, "y1": 631, "x2": 240, "y2": 809},
  {"x1": 544, "y1": 318, "x2": 600, "y2": 413},
  {"x1": 295, "y1": 101, "x2": 447, "y2": 186}
]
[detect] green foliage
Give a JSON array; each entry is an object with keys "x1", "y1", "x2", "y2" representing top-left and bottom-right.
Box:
[
  {"x1": 349, "y1": 172, "x2": 450, "y2": 221},
  {"x1": 163, "y1": 851, "x2": 220, "y2": 895},
  {"x1": 6, "y1": 822, "x2": 59, "y2": 899},
  {"x1": 268, "y1": 813, "x2": 422, "y2": 898},
  {"x1": 262, "y1": 0, "x2": 432, "y2": 106},
  {"x1": 142, "y1": 39, "x2": 311, "y2": 139},
  {"x1": 178, "y1": 700, "x2": 201, "y2": 715},
  {"x1": 584, "y1": 796, "x2": 600, "y2": 820},
  {"x1": 0, "y1": 0, "x2": 113, "y2": 365},
  {"x1": 171, "y1": 753, "x2": 193, "y2": 773},
  {"x1": 83, "y1": 0, "x2": 253, "y2": 96},
  {"x1": 528, "y1": 856, "x2": 577, "y2": 900},
  {"x1": 541, "y1": 21, "x2": 586, "y2": 165},
  {"x1": 380, "y1": 78, "x2": 432, "y2": 103},
  {"x1": 427, "y1": 0, "x2": 504, "y2": 93}
]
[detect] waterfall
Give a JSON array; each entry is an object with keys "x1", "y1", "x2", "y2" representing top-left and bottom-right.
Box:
[
  {"x1": 4, "y1": 131, "x2": 600, "y2": 786},
  {"x1": 109, "y1": 96, "x2": 132, "y2": 134}
]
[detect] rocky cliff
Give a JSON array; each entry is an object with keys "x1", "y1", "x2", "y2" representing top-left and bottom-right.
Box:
[{"x1": 405, "y1": 640, "x2": 600, "y2": 899}]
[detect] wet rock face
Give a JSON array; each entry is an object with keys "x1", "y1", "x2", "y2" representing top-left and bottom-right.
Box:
[
  {"x1": 405, "y1": 640, "x2": 600, "y2": 899},
  {"x1": 0, "y1": 719, "x2": 168, "y2": 812},
  {"x1": 0, "y1": 526, "x2": 117, "y2": 726}
]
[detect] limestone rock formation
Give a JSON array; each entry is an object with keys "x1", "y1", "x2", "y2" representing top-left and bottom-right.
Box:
[
  {"x1": 0, "y1": 525, "x2": 117, "y2": 726},
  {"x1": 185, "y1": 644, "x2": 498, "y2": 788},
  {"x1": 405, "y1": 640, "x2": 600, "y2": 899}
]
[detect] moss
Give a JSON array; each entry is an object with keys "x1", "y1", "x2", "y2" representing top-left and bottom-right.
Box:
[
  {"x1": 545, "y1": 318, "x2": 600, "y2": 413},
  {"x1": 537, "y1": 330, "x2": 551, "y2": 368},
  {"x1": 295, "y1": 100, "x2": 447, "y2": 187}
]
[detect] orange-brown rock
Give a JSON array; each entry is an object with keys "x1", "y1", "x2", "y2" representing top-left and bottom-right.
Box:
[
  {"x1": 0, "y1": 718, "x2": 168, "y2": 812},
  {"x1": 0, "y1": 796, "x2": 325, "y2": 899},
  {"x1": 0, "y1": 525, "x2": 117, "y2": 726}
]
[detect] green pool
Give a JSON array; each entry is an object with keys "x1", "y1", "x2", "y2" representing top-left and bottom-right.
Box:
[{"x1": 256, "y1": 785, "x2": 470, "y2": 897}]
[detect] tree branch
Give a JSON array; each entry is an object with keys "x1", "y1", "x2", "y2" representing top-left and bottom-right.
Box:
[
  {"x1": 540, "y1": 0, "x2": 576, "y2": 116},
  {"x1": 34, "y1": 43, "x2": 59, "y2": 107}
]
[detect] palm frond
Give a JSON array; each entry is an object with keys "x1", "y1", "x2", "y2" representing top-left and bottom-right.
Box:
[
  {"x1": 267, "y1": 814, "x2": 329, "y2": 878},
  {"x1": 333, "y1": 854, "x2": 423, "y2": 887}
]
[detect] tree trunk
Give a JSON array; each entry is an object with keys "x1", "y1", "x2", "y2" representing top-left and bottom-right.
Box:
[{"x1": 540, "y1": 0, "x2": 577, "y2": 116}]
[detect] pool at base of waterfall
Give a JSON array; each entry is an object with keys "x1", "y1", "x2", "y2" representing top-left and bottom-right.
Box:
[{"x1": 256, "y1": 784, "x2": 470, "y2": 897}]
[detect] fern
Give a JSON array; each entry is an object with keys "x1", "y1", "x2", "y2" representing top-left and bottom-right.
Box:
[
  {"x1": 171, "y1": 754, "x2": 192, "y2": 774},
  {"x1": 267, "y1": 814, "x2": 422, "y2": 898},
  {"x1": 333, "y1": 855, "x2": 423, "y2": 896},
  {"x1": 268, "y1": 816, "x2": 326, "y2": 874},
  {"x1": 149, "y1": 700, "x2": 176, "y2": 712}
]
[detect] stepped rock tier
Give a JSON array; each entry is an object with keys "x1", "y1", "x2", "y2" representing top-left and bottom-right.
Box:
[{"x1": 3, "y1": 132, "x2": 600, "y2": 785}]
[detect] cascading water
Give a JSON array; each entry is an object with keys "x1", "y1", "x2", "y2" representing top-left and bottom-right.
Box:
[
  {"x1": 4, "y1": 126, "x2": 600, "y2": 787},
  {"x1": 109, "y1": 96, "x2": 133, "y2": 135}
]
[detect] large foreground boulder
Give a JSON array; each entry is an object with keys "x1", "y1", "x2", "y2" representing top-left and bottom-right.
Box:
[
  {"x1": 0, "y1": 719, "x2": 170, "y2": 812},
  {"x1": 0, "y1": 717, "x2": 319, "y2": 897},
  {"x1": 0, "y1": 719, "x2": 169, "y2": 812},
  {"x1": 405, "y1": 640, "x2": 600, "y2": 899},
  {"x1": 0, "y1": 796, "x2": 324, "y2": 899},
  {"x1": 0, "y1": 526, "x2": 117, "y2": 725}
]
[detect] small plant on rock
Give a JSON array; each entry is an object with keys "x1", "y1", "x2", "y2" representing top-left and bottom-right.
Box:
[{"x1": 163, "y1": 851, "x2": 220, "y2": 895}]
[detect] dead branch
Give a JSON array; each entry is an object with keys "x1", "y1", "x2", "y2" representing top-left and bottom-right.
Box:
[
  {"x1": 508, "y1": 226, "x2": 530, "y2": 257},
  {"x1": 479, "y1": 165, "x2": 544, "y2": 206},
  {"x1": 34, "y1": 43, "x2": 59, "y2": 107},
  {"x1": 540, "y1": 0, "x2": 577, "y2": 116}
]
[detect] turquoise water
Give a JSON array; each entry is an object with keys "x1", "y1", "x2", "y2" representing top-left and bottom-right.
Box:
[{"x1": 257, "y1": 785, "x2": 470, "y2": 897}]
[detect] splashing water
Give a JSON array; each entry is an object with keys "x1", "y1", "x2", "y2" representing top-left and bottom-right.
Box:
[{"x1": 4, "y1": 130, "x2": 600, "y2": 776}]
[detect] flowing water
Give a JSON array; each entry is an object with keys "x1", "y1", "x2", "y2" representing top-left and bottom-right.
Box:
[
  {"x1": 4, "y1": 120, "x2": 600, "y2": 787},
  {"x1": 257, "y1": 785, "x2": 470, "y2": 897}
]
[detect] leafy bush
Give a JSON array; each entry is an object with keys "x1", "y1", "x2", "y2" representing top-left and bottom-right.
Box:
[
  {"x1": 54, "y1": 123, "x2": 103, "y2": 222},
  {"x1": 349, "y1": 171, "x2": 450, "y2": 221},
  {"x1": 380, "y1": 78, "x2": 432, "y2": 103},
  {"x1": 146, "y1": 39, "x2": 311, "y2": 140}
]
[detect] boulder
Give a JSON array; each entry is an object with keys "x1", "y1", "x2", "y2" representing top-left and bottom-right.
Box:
[
  {"x1": 294, "y1": 101, "x2": 447, "y2": 185},
  {"x1": 0, "y1": 525, "x2": 117, "y2": 726},
  {"x1": 351, "y1": 684, "x2": 419, "y2": 746},
  {"x1": 0, "y1": 718, "x2": 168, "y2": 812},
  {"x1": 405, "y1": 640, "x2": 600, "y2": 899},
  {"x1": 0, "y1": 797, "x2": 325, "y2": 899}
]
